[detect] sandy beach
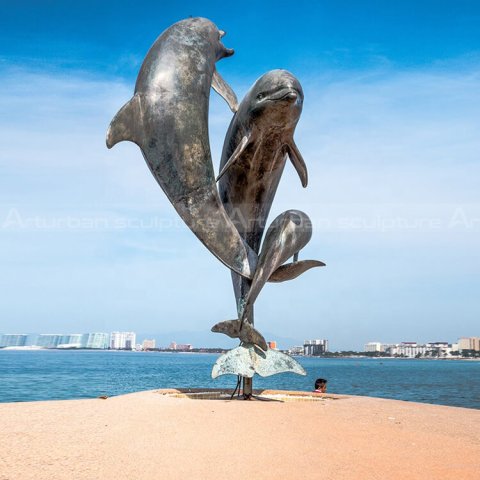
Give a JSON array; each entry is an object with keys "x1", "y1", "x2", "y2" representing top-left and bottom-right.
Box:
[{"x1": 0, "y1": 389, "x2": 478, "y2": 480}]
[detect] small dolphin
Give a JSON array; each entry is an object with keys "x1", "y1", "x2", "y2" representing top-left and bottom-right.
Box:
[
  {"x1": 106, "y1": 17, "x2": 257, "y2": 279},
  {"x1": 212, "y1": 210, "x2": 320, "y2": 350}
]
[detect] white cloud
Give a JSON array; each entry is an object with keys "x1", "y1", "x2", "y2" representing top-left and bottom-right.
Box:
[{"x1": 0, "y1": 63, "x2": 479, "y2": 348}]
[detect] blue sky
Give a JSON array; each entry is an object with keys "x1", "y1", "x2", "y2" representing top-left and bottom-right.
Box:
[
  {"x1": 3, "y1": 0, "x2": 480, "y2": 75},
  {"x1": 0, "y1": 1, "x2": 479, "y2": 349}
]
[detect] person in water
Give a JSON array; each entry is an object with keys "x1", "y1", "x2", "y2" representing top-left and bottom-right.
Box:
[{"x1": 313, "y1": 378, "x2": 327, "y2": 393}]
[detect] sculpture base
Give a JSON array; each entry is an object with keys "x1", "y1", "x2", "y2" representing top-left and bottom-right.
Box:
[
  {"x1": 211, "y1": 343, "x2": 306, "y2": 378},
  {"x1": 157, "y1": 388, "x2": 337, "y2": 402}
]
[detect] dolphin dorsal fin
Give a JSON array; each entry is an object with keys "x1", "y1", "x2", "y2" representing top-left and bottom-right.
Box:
[
  {"x1": 106, "y1": 94, "x2": 144, "y2": 149},
  {"x1": 212, "y1": 68, "x2": 238, "y2": 113},
  {"x1": 286, "y1": 141, "x2": 308, "y2": 187},
  {"x1": 216, "y1": 134, "x2": 250, "y2": 182}
]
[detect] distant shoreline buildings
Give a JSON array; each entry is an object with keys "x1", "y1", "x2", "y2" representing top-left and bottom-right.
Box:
[
  {"x1": 364, "y1": 337, "x2": 480, "y2": 358},
  {"x1": 0, "y1": 332, "x2": 128, "y2": 350},
  {"x1": 0, "y1": 333, "x2": 110, "y2": 349},
  {"x1": 110, "y1": 332, "x2": 136, "y2": 350},
  {"x1": 168, "y1": 341, "x2": 193, "y2": 351},
  {"x1": 0, "y1": 332, "x2": 197, "y2": 352},
  {"x1": 142, "y1": 339, "x2": 156, "y2": 350},
  {"x1": 303, "y1": 339, "x2": 329, "y2": 356},
  {"x1": 286, "y1": 339, "x2": 329, "y2": 356},
  {"x1": 1, "y1": 332, "x2": 478, "y2": 358}
]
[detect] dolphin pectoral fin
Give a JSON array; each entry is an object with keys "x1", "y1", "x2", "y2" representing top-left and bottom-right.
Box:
[
  {"x1": 212, "y1": 68, "x2": 238, "y2": 113},
  {"x1": 268, "y1": 260, "x2": 326, "y2": 283},
  {"x1": 106, "y1": 94, "x2": 144, "y2": 149},
  {"x1": 211, "y1": 319, "x2": 267, "y2": 351},
  {"x1": 287, "y1": 141, "x2": 308, "y2": 188},
  {"x1": 216, "y1": 135, "x2": 250, "y2": 182}
]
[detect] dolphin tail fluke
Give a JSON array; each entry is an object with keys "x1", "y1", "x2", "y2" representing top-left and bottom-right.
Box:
[
  {"x1": 106, "y1": 94, "x2": 144, "y2": 149},
  {"x1": 268, "y1": 259, "x2": 326, "y2": 283},
  {"x1": 211, "y1": 319, "x2": 267, "y2": 351},
  {"x1": 212, "y1": 344, "x2": 306, "y2": 379},
  {"x1": 286, "y1": 140, "x2": 308, "y2": 187}
]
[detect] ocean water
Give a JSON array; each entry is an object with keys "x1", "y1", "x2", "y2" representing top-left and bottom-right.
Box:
[{"x1": 0, "y1": 350, "x2": 478, "y2": 409}]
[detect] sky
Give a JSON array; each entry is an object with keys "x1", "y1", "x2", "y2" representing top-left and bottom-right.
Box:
[{"x1": 0, "y1": 0, "x2": 479, "y2": 350}]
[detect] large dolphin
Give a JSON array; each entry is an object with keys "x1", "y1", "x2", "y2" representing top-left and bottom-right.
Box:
[
  {"x1": 212, "y1": 210, "x2": 324, "y2": 350},
  {"x1": 106, "y1": 17, "x2": 257, "y2": 279}
]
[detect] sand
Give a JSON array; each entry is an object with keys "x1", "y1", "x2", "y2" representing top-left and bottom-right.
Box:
[{"x1": 0, "y1": 389, "x2": 478, "y2": 480}]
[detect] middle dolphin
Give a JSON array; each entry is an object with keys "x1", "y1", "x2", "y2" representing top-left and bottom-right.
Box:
[
  {"x1": 217, "y1": 69, "x2": 308, "y2": 254},
  {"x1": 217, "y1": 69, "x2": 323, "y2": 321},
  {"x1": 217, "y1": 71, "x2": 323, "y2": 294}
]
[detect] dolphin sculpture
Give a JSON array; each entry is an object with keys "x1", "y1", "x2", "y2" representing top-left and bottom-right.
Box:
[
  {"x1": 106, "y1": 17, "x2": 258, "y2": 279},
  {"x1": 212, "y1": 210, "x2": 322, "y2": 350}
]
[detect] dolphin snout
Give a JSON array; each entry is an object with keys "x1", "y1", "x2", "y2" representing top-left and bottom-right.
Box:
[
  {"x1": 285, "y1": 90, "x2": 297, "y2": 101},
  {"x1": 218, "y1": 29, "x2": 234, "y2": 57},
  {"x1": 285, "y1": 88, "x2": 304, "y2": 106},
  {"x1": 266, "y1": 87, "x2": 302, "y2": 103}
]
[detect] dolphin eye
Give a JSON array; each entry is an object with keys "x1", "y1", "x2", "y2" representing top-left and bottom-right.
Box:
[{"x1": 291, "y1": 214, "x2": 301, "y2": 226}]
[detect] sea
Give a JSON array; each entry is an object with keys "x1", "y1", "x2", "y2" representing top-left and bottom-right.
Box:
[{"x1": 0, "y1": 350, "x2": 478, "y2": 409}]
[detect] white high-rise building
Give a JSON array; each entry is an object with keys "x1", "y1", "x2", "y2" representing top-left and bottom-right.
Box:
[
  {"x1": 0, "y1": 334, "x2": 28, "y2": 347},
  {"x1": 364, "y1": 342, "x2": 382, "y2": 352},
  {"x1": 110, "y1": 332, "x2": 136, "y2": 350},
  {"x1": 304, "y1": 339, "x2": 328, "y2": 355},
  {"x1": 57, "y1": 334, "x2": 87, "y2": 348},
  {"x1": 54, "y1": 333, "x2": 109, "y2": 349},
  {"x1": 86, "y1": 333, "x2": 109, "y2": 349},
  {"x1": 36, "y1": 334, "x2": 63, "y2": 348},
  {"x1": 388, "y1": 342, "x2": 428, "y2": 358}
]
